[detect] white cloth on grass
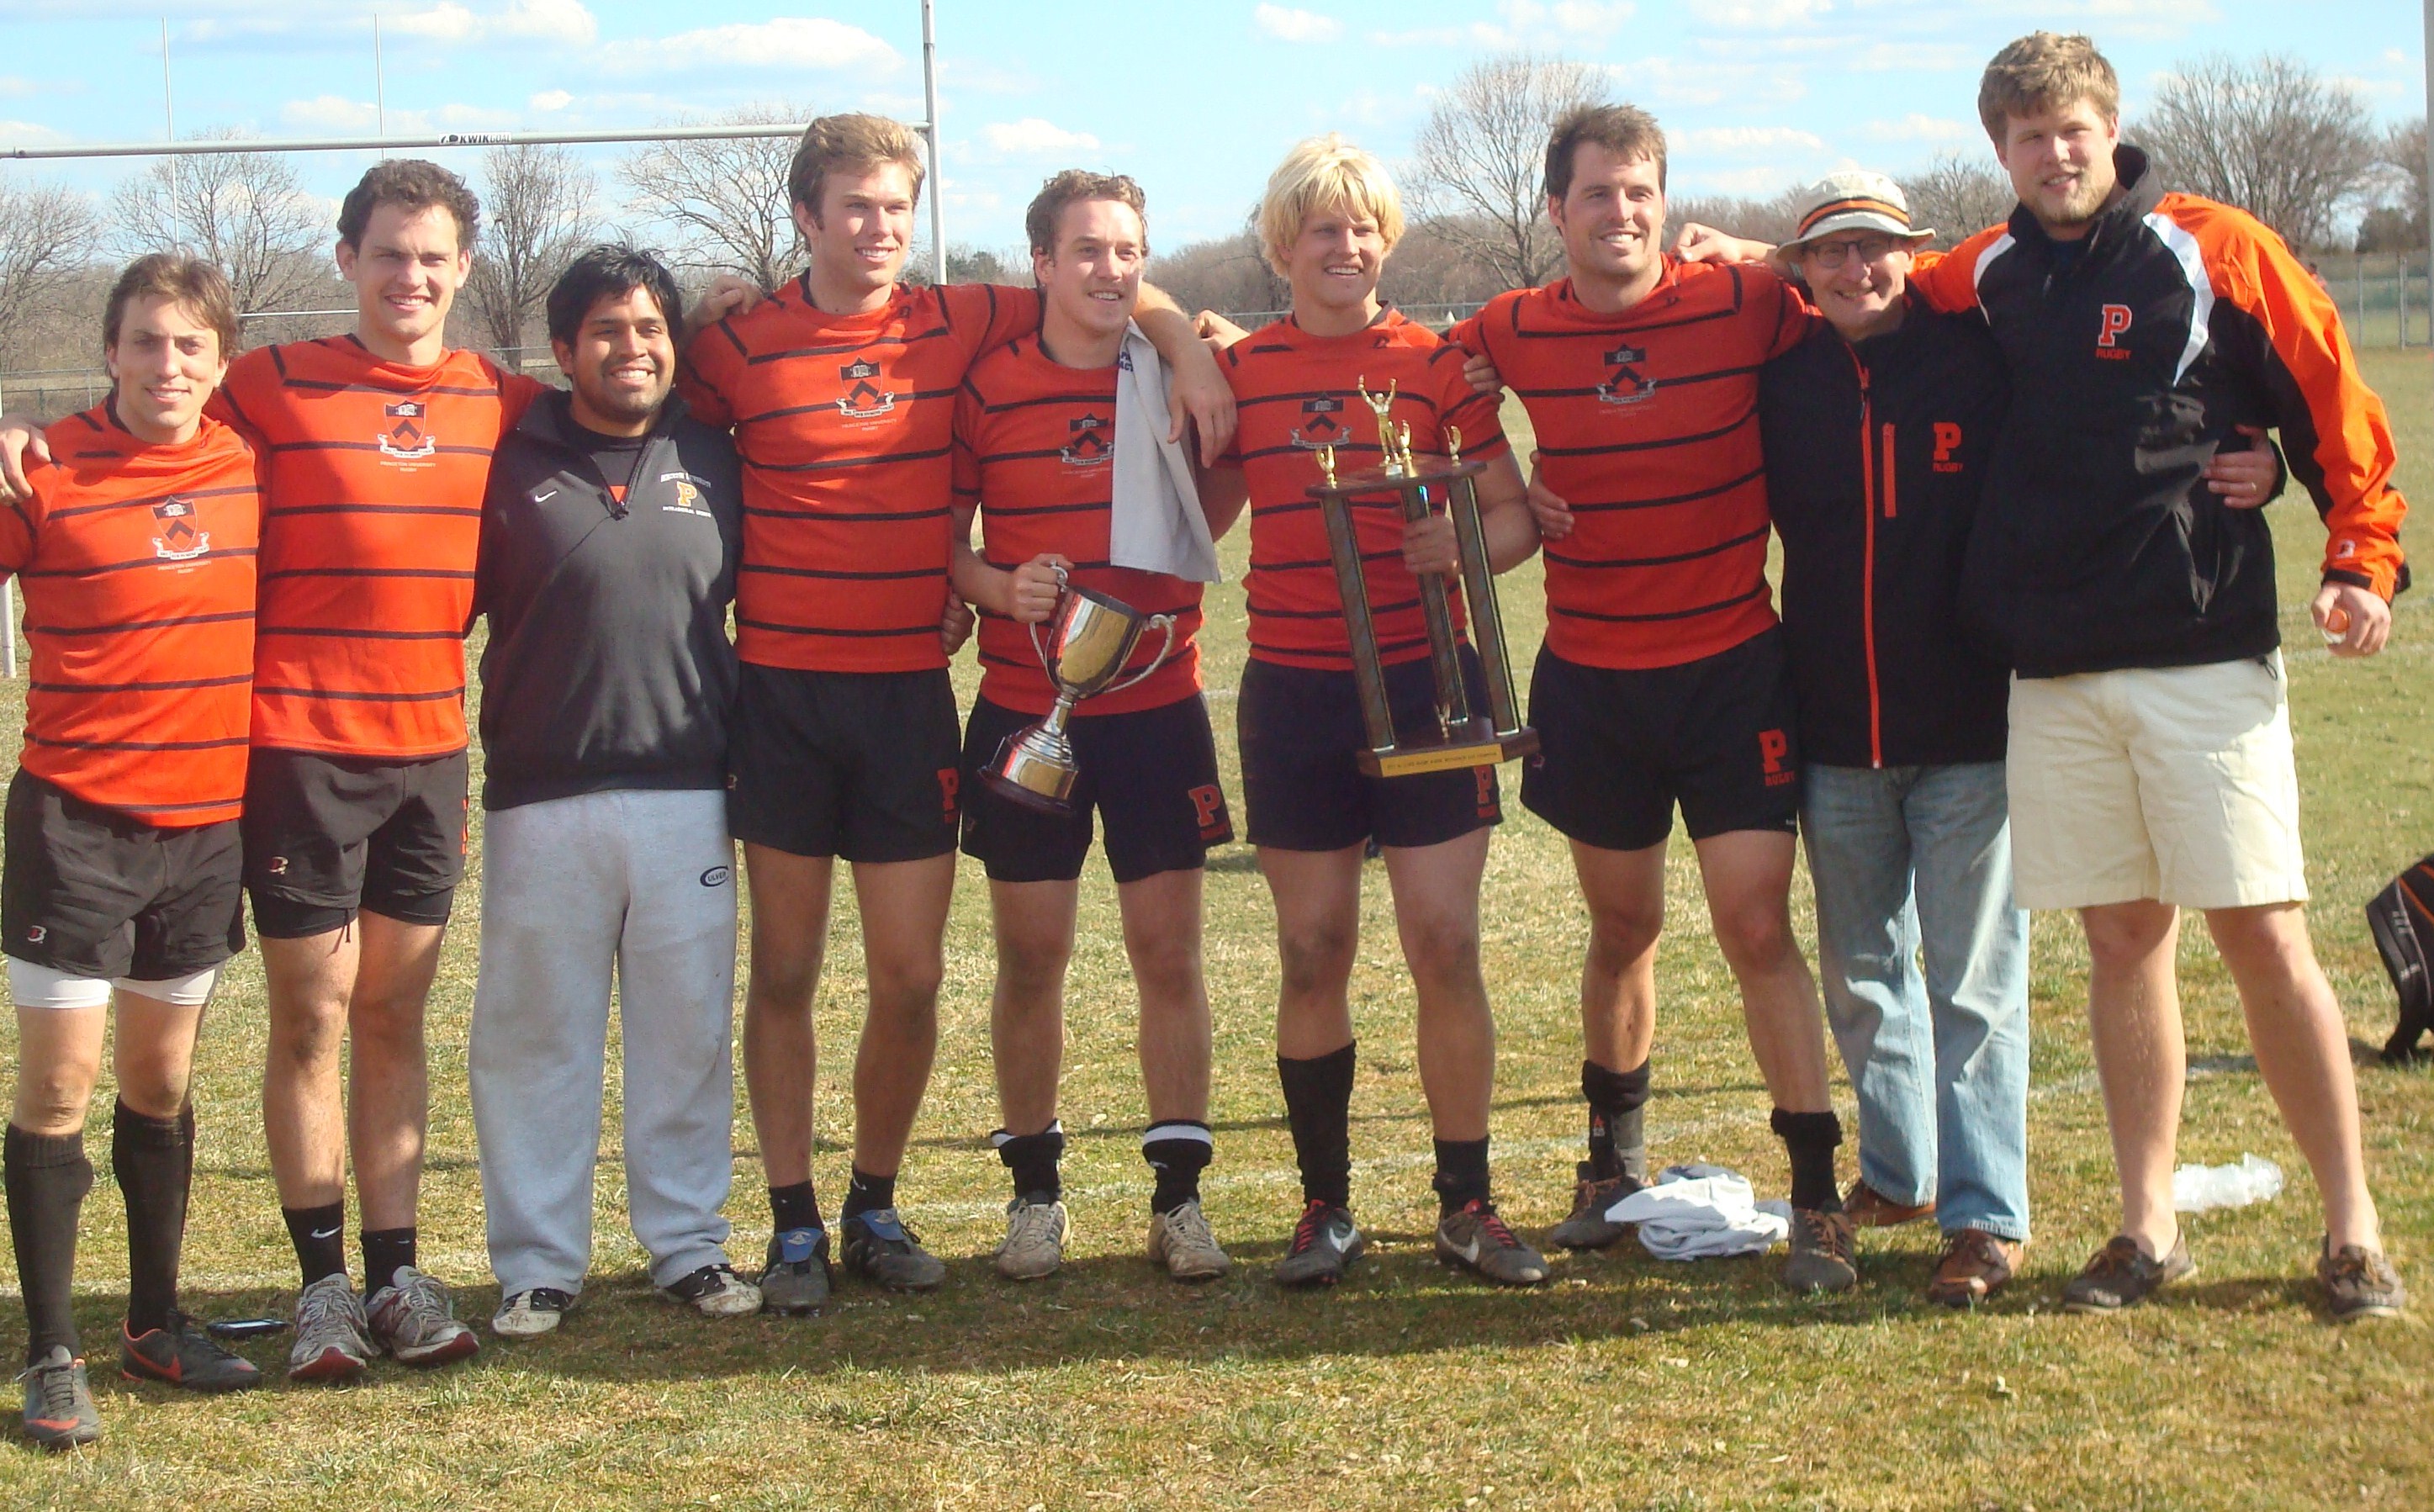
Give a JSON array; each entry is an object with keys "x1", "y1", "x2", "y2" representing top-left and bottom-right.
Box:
[
  {"x1": 468, "y1": 788, "x2": 740, "y2": 1296},
  {"x1": 1605, "y1": 1163, "x2": 1793, "y2": 1261},
  {"x1": 1108, "y1": 322, "x2": 1221, "y2": 584}
]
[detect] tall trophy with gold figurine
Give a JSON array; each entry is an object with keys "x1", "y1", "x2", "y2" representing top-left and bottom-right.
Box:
[{"x1": 1305, "y1": 379, "x2": 1536, "y2": 777}]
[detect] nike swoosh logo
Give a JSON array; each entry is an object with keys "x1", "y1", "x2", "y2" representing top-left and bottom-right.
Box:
[
  {"x1": 309, "y1": 1226, "x2": 340, "y2": 1240},
  {"x1": 1452, "y1": 1234, "x2": 1481, "y2": 1263}
]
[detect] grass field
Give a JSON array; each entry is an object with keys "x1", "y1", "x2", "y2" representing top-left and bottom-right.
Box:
[{"x1": 2, "y1": 352, "x2": 2431, "y2": 1509}]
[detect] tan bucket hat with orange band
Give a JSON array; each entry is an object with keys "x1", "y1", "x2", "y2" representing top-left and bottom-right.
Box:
[{"x1": 1785, "y1": 170, "x2": 1935, "y2": 251}]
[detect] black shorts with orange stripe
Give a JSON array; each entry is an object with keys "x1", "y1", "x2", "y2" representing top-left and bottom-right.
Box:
[
  {"x1": 3, "y1": 771, "x2": 246, "y2": 981},
  {"x1": 1520, "y1": 630, "x2": 1800, "y2": 853},
  {"x1": 728, "y1": 663, "x2": 963, "y2": 864},
  {"x1": 1236, "y1": 650, "x2": 1502, "y2": 853},
  {"x1": 960, "y1": 693, "x2": 1231, "y2": 885},
  {"x1": 241, "y1": 748, "x2": 470, "y2": 937}
]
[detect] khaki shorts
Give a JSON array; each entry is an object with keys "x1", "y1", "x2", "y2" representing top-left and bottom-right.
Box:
[{"x1": 2006, "y1": 654, "x2": 2307, "y2": 912}]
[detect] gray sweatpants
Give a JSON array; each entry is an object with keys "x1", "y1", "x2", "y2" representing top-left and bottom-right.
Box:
[{"x1": 468, "y1": 788, "x2": 739, "y2": 1295}]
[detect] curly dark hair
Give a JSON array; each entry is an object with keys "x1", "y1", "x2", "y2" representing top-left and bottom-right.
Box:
[{"x1": 336, "y1": 159, "x2": 483, "y2": 251}]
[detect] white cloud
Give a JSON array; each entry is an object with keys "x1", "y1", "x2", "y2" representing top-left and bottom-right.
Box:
[
  {"x1": 1863, "y1": 113, "x2": 1973, "y2": 144},
  {"x1": 597, "y1": 17, "x2": 898, "y2": 75},
  {"x1": 278, "y1": 93, "x2": 516, "y2": 135},
  {"x1": 0, "y1": 118, "x2": 62, "y2": 147},
  {"x1": 387, "y1": 1, "x2": 596, "y2": 46},
  {"x1": 1254, "y1": 5, "x2": 1342, "y2": 43},
  {"x1": 978, "y1": 118, "x2": 1100, "y2": 157},
  {"x1": 1674, "y1": 126, "x2": 1826, "y2": 154},
  {"x1": 1687, "y1": 0, "x2": 1830, "y2": 27},
  {"x1": 529, "y1": 88, "x2": 573, "y2": 112},
  {"x1": 1506, "y1": 0, "x2": 1637, "y2": 34},
  {"x1": 282, "y1": 93, "x2": 381, "y2": 130}
]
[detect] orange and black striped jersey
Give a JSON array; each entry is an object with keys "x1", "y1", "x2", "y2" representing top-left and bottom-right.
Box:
[
  {"x1": 0, "y1": 408, "x2": 259, "y2": 826},
  {"x1": 212, "y1": 336, "x2": 544, "y2": 759},
  {"x1": 1215, "y1": 310, "x2": 1507, "y2": 671},
  {"x1": 680, "y1": 280, "x2": 1044, "y2": 674},
  {"x1": 1452, "y1": 261, "x2": 1812, "y2": 670},
  {"x1": 1908, "y1": 145, "x2": 2412, "y2": 675},
  {"x1": 952, "y1": 339, "x2": 1203, "y2": 716}
]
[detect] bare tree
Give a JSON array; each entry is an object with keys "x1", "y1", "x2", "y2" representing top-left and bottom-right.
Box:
[
  {"x1": 1668, "y1": 185, "x2": 1806, "y2": 248},
  {"x1": 111, "y1": 131, "x2": 326, "y2": 315},
  {"x1": 1898, "y1": 154, "x2": 2018, "y2": 247},
  {"x1": 1406, "y1": 51, "x2": 1608, "y2": 291},
  {"x1": 619, "y1": 106, "x2": 807, "y2": 289},
  {"x1": 0, "y1": 178, "x2": 100, "y2": 366},
  {"x1": 468, "y1": 145, "x2": 596, "y2": 366},
  {"x1": 2134, "y1": 55, "x2": 2379, "y2": 253}
]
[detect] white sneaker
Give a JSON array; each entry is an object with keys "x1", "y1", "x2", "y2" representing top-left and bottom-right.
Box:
[
  {"x1": 366, "y1": 1266, "x2": 479, "y2": 1366},
  {"x1": 288, "y1": 1273, "x2": 373, "y2": 1382},
  {"x1": 1147, "y1": 1199, "x2": 1233, "y2": 1281},
  {"x1": 661, "y1": 1263, "x2": 762, "y2": 1319},
  {"x1": 994, "y1": 1197, "x2": 1069, "y2": 1280},
  {"x1": 491, "y1": 1287, "x2": 576, "y2": 1338}
]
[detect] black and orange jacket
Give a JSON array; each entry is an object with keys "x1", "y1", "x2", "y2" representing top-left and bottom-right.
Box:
[
  {"x1": 0, "y1": 406, "x2": 260, "y2": 827},
  {"x1": 214, "y1": 337, "x2": 545, "y2": 759},
  {"x1": 1911, "y1": 146, "x2": 2409, "y2": 677},
  {"x1": 1215, "y1": 309, "x2": 1508, "y2": 672},
  {"x1": 1452, "y1": 261, "x2": 1812, "y2": 671},
  {"x1": 1759, "y1": 299, "x2": 2011, "y2": 769},
  {"x1": 951, "y1": 338, "x2": 1203, "y2": 716},
  {"x1": 680, "y1": 280, "x2": 1043, "y2": 675}
]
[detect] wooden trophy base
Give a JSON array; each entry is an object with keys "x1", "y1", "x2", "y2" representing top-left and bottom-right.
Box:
[{"x1": 1355, "y1": 727, "x2": 1541, "y2": 778}]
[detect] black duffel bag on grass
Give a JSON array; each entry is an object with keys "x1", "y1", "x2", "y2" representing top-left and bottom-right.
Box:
[{"x1": 2369, "y1": 853, "x2": 2434, "y2": 1063}]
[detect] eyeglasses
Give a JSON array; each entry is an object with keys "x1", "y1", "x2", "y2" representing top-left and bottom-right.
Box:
[{"x1": 1803, "y1": 235, "x2": 1902, "y2": 270}]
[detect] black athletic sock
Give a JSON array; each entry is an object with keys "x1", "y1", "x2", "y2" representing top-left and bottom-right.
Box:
[
  {"x1": 993, "y1": 1123, "x2": 1066, "y2": 1203},
  {"x1": 5, "y1": 1124, "x2": 93, "y2": 1365},
  {"x1": 360, "y1": 1227, "x2": 416, "y2": 1296},
  {"x1": 1583, "y1": 1058, "x2": 1651, "y2": 1183},
  {"x1": 283, "y1": 1202, "x2": 348, "y2": 1287},
  {"x1": 1142, "y1": 1121, "x2": 1214, "y2": 1215},
  {"x1": 1431, "y1": 1137, "x2": 1492, "y2": 1215},
  {"x1": 1277, "y1": 1042, "x2": 1356, "y2": 1210},
  {"x1": 841, "y1": 1168, "x2": 897, "y2": 1219},
  {"x1": 1771, "y1": 1108, "x2": 1845, "y2": 1213},
  {"x1": 769, "y1": 1180, "x2": 823, "y2": 1234},
  {"x1": 112, "y1": 1100, "x2": 194, "y2": 1338}
]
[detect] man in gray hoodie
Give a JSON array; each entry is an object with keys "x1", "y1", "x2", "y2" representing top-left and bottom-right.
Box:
[{"x1": 466, "y1": 246, "x2": 757, "y2": 1335}]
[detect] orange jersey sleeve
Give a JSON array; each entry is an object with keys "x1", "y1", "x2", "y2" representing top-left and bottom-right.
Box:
[
  {"x1": 1908, "y1": 229, "x2": 2011, "y2": 316},
  {"x1": 2162, "y1": 195, "x2": 2410, "y2": 600},
  {"x1": 1220, "y1": 311, "x2": 1493, "y2": 671},
  {"x1": 684, "y1": 281, "x2": 1045, "y2": 674},
  {"x1": 955, "y1": 339, "x2": 1202, "y2": 716},
  {"x1": 9, "y1": 410, "x2": 259, "y2": 825},
  {"x1": 225, "y1": 338, "x2": 513, "y2": 759}
]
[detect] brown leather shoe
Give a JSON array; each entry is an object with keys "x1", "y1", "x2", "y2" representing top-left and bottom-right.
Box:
[
  {"x1": 1843, "y1": 1179, "x2": 1935, "y2": 1229},
  {"x1": 1927, "y1": 1228, "x2": 2021, "y2": 1308}
]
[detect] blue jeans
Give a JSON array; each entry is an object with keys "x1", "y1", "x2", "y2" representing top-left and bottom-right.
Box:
[{"x1": 1801, "y1": 762, "x2": 2030, "y2": 1240}]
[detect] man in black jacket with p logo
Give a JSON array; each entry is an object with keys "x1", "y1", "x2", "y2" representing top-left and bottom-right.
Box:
[{"x1": 465, "y1": 246, "x2": 759, "y2": 1337}]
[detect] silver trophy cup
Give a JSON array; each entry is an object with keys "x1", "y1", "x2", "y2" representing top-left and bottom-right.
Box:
[{"x1": 981, "y1": 572, "x2": 1177, "y2": 814}]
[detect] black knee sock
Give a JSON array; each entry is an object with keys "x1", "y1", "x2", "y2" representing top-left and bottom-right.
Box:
[
  {"x1": 842, "y1": 1168, "x2": 897, "y2": 1219},
  {"x1": 1583, "y1": 1059, "x2": 1651, "y2": 1183},
  {"x1": 769, "y1": 1180, "x2": 823, "y2": 1234},
  {"x1": 1771, "y1": 1108, "x2": 1844, "y2": 1213},
  {"x1": 360, "y1": 1227, "x2": 416, "y2": 1296},
  {"x1": 283, "y1": 1202, "x2": 348, "y2": 1287},
  {"x1": 1277, "y1": 1042, "x2": 1356, "y2": 1210},
  {"x1": 4, "y1": 1124, "x2": 93, "y2": 1365},
  {"x1": 1431, "y1": 1137, "x2": 1492, "y2": 1215},
  {"x1": 1143, "y1": 1121, "x2": 1214, "y2": 1215},
  {"x1": 112, "y1": 1100, "x2": 193, "y2": 1337},
  {"x1": 993, "y1": 1123, "x2": 1065, "y2": 1203}
]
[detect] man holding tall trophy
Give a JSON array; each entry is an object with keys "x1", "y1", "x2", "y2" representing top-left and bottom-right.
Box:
[
  {"x1": 1195, "y1": 136, "x2": 1548, "y2": 1288},
  {"x1": 949, "y1": 172, "x2": 1242, "y2": 1283}
]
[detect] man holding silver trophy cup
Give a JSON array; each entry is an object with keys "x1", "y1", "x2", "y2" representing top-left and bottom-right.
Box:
[{"x1": 950, "y1": 172, "x2": 1245, "y2": 1283}]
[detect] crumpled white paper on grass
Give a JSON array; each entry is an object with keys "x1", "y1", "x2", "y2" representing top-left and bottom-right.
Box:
[{"x1": 1603, "y1": 1162, "x2": 1793, "y2": 1261}]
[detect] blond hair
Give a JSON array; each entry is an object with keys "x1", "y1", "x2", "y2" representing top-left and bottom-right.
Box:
[
  {"x1": 1977, "y1": 32, "x2": 2119, "y2": 142},
  {"x1": 1257, "y1": 135, "x2": 1405, "y2": 277},
  {"x1": 788, "y1": 113, "x2": 927, "y2": 219}
]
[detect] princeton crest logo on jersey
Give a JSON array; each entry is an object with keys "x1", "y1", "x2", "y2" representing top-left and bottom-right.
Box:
[
  {"x1": 836, "y1": 357, "x2": 897, "y2": 419},
  {"x1": 150, "y1": 497, "x2": 211, "y2": 562},
  {"x1": 1290, "y1": 395, "x2": 1347, "y2": 449},
  {"x1": 1597, "y1": 345, "x2": 1658, "y2": 406},
  {"x1": 1061, "y1": 412, "x2": 1112, "y2": 468},
  {"x1": 378, "y1": 399, "x2": 438, "y2": 460}
]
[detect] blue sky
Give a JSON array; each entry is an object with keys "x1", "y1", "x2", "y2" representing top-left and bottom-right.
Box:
[{"x1": 0, "y1": 2, "x2": 2423, "y2": 254}]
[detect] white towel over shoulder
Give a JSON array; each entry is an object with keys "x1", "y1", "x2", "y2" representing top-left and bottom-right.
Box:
[{"x1": 1109, "y1": 323, "x2": 1222, "y2": 584}]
